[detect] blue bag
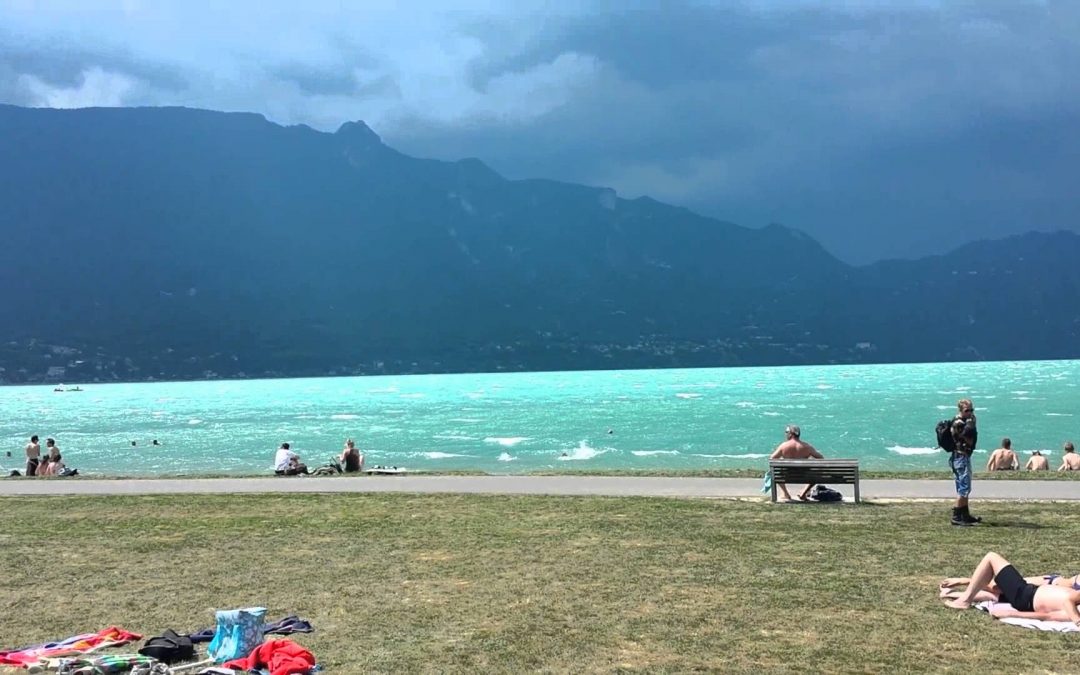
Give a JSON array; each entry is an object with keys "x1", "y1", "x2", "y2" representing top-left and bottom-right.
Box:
[{"x1": 207, "y1": 606, "x2": 266, "y2": 663}]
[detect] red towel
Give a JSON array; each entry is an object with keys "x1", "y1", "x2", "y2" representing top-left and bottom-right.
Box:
[{"x1": 222, "y1": 638, "x2": 315, "y2": 675}]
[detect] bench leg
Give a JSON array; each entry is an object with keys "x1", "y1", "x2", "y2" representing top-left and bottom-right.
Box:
[
  {"x1": 771, "y1": 478, "x2": 777, "y2": 503},
  {"x1": 854, "y1": 474, "x2": 861, "y2": 503}
]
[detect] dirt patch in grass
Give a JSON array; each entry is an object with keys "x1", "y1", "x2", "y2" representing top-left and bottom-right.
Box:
[{"x1": 2, "y1": 495, "x2": 1079, "y2": 673}]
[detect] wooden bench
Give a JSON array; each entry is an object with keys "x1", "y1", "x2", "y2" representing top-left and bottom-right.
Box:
[{"x1": 768, "y1": 459, "x2": 860, "y2": 503}]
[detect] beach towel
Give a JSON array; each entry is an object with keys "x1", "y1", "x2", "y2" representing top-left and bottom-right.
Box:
[
  {"x1": 975, "y1": 601, "x2": 1080, "y2": 632},
  {"x1": 207, "y1": 607, "x2": 266, "y2": 663},
  {"x1": 48, "y1": 653, "x2": 156, "y2": 674},
  {"x1": 0, "y1": 627, "x2": 142, "y2": 667},
  {"x1": 760, "y1": 471, "x2": 773, "y2": 494}
]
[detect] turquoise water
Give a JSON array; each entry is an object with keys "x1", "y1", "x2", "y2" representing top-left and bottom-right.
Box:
[{"x1": 1, "y1": 360, "x2": 1077, "y2": 476}]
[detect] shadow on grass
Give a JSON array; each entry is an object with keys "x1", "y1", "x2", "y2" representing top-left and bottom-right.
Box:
[
  {"x1": 980, "y1": 520, "x2": 1053, "y2": 530},
  {"x1": 769, "y1": 500, "x2": 885, "y2": 507}
]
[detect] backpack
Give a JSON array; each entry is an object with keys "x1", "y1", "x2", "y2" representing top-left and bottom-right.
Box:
[
  {"x1": 811, "y1": 485, "x2": 843, "y2": 502},
  {"x1": 935, "y1": 419, "x2": 957, "y2": 452},
  {"x1": 138, "y1": 629, "x2": 195, "y2": 664}
]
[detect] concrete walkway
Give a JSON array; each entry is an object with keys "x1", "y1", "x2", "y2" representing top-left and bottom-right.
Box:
[{"x1": 0, "y1": 475, "x2": 1077, "y2": 500}]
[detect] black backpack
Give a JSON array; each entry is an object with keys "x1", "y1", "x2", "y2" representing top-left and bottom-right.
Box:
[
  {"x1": 935, "y1": 419, "x2": 957, "y2": 452},
  {"x1": 138, "y1": 629, "x2": 195, "y2": 664},
  {"x1": 811, "y1": 485, "x2": 843, "y2": 502}
]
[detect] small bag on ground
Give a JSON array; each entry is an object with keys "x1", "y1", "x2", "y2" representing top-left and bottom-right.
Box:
[{"x1": 810, "y1": 485, "x2": 843, "y2": 502}]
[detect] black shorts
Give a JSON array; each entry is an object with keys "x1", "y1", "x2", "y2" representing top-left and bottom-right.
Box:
[{"x1": 995, "y1": 564, "x2": 1037, "y2": 612}]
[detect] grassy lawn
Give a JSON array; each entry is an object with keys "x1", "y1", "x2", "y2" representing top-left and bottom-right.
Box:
[{"x1": 2, "y1": 495, "x2": 1079, "y2": 673}]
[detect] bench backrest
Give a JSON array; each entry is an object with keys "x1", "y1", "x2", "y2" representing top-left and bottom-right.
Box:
[{"x1": 769, "y1": 459, "x2": 859, "y2": 484}]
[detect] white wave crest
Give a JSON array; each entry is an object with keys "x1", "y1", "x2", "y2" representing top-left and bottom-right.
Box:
[
  {"x1": 187, "y1": 418, "x2": 203, "y2": 425},
  {"x1": 631, "y1": 450, "x2": 681, "y2": 456},
  {"x1": 762, "y1": 411, "x2": 781, "y2": 417},
  {"x1": 331, "y1": 414, "x2": 359, "y2": 420},
  {"x1": 690, "y1": 453, "x2": 768, "y2": 459},
  {"x1": 1045, "y1": 413, "x2": 1072, "y2": 417},
  {"x1": 735, "y1": 401, "x2": 756, "y2": 408},
  {"x1": 675, "y1": 393, "x2": 701, "y2": 399},
  {"x1": 484, "y1": 436, "x2": 528, "y2": 447},
  {"x1": 557, "y1": 441, "x2": 606, "y2": 461},
  {"x1": 887, "y1": 445, "x2": 940, "y2": 456},
  {"x1": 422, "y1": 452, "x2": 466, "y2": 459},
  {"x1": 497, "y1": 452, "x2": 517, "y2": 462}
]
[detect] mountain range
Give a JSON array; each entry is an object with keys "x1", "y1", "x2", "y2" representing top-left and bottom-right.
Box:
[{"x1": 1, "y1": 104, "x2": 1078, "y2": 383}]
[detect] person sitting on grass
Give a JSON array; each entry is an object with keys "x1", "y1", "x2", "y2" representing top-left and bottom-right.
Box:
[
  {"x1": 1025, "y1": 451, "x2": 1049, "y2": 471},
  {"x1": 943, "y1": 552, "x2": 1080, "y2": 625},
  {"x1": 273, "y1": 443, "x2": 309, "y2": 476},
  {"x1": 768, "y1": 424, "x2": 824, "y2": 501},
  {"x1": 986, "y1": 438, "x2": 1018, "y2": 471},
  {"x1": 1058, "y1": 442, "x2": 1080, "y2": 471},
  {"x1": 339, "y1": 439, "x2": 364, "y2": 473}
]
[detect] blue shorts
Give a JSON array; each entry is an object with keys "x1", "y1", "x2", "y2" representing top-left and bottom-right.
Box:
[{"x1": 950, "y1": 452, "x2": 972, "y2": 498}]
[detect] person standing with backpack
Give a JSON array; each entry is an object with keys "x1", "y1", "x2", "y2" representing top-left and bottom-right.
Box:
[{"x1": 949, "y1": 398, "x2": 980, "y2": 526}]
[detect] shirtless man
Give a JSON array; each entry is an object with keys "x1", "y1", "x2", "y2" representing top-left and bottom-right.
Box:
[
  {"x1": 1058, "y1": 442, "x2": 1080, "y2": 471},
  {"x1": 769, "y1": 424, "x2": 824, "y2": 501},
  {"x1": 24, "y1": 435, "x2": 40, "y2": 477},
  {"x1": 986, "y1": 438, "x2": 1018, "y2": 471},
  {"x1": 944, "y1": 552, "x2": 1080, "y2": 626},
  {"x1": 1026, "y1": 451, "x2": 1049, "y2": 471}
]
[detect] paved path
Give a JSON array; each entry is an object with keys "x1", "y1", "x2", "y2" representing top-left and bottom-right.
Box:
[{"x1": 0, "y1": 475, "x2": 1077, "y2": 500}]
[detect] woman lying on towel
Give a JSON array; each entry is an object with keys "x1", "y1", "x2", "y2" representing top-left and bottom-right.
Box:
[
  {"x1": 941, "y1": 571, "x2": 1080, "y2": 603},
  {"x1": 942, "y1": 552, "x2": 1080, "y2": 624}
]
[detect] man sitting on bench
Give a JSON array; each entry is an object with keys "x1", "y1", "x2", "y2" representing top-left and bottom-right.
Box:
[{"x1": 769, "y1": 425, "x2": 824, "y2": 501}]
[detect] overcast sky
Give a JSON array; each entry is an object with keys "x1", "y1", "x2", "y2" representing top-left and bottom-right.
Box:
[{"x1": 2, "y1": 0, "x2": 1078, "y2": 263}]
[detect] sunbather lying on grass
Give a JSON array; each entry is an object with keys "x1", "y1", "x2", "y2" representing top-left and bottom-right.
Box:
[
  {"x1": 943, "y1": 552, "x2": 1080, "y2": 624},
  {"x1": 941, "y1": 571, "x2": 1080, "y2": 604}
]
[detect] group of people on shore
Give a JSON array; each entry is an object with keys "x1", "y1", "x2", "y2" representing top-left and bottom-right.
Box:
[
  {"x1": 273, "y1": 439, "x2": 364, "y2": 476},
  {"x1": 986, "y1": 439, "x2": 1080, "y2": 471},
  {"x1": 10, "y1": 435, "x2": 74, "y2": 477}
]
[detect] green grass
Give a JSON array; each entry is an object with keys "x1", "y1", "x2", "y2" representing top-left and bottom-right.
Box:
[{"x1": 2, "y1": 495, "x2": 1079, "y2": 673}]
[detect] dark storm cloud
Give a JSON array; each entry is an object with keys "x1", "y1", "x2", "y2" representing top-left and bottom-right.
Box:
[
  {"x1": 0, "y1": 31, "x2": 187, "y2": 96},
  {"x1": 2, "y1": 1, "x2": 1078, "y2": 262},
  {"x1": 389, "y1": 1, "x2": 1080, "y2": 262}
]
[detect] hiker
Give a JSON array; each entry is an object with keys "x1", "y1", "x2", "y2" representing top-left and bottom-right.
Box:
[
  {"x1": 274, "y1": 443, "x2": 309, "y2": 476},
  {"x1": 769, "y1": 424, "x2": 824, "y2": 501},
  {"x1": 986, "y1": 438, "x2": 1018, "y2": 471},
  {"x1": 1025, "y1": 451, "x2": 1049, "y2": 471},
  {"x1": 948, "y1": 399, "x2": 980, "y2": 526},
  {"x1": 1058, "y1": 442, "x2": 1080, "y2": 471},
  {"x1": 339, "y1": 439, "x2": 364, "y2": 473},
  {"x1": 24, "y1": 435, "x2": 40, "y2": 476},
  {"x1": 943, "y1": 552, "x2": 1080, "y2": 625}
]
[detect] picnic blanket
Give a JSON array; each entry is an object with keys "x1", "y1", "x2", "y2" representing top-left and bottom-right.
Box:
[{"x1": 975, "y1": 601, "x2": 1080, "y2": 632}]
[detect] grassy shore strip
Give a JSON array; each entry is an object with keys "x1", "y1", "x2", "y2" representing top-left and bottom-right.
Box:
[
  {"x1": 62, "y1": 468, "x2": 1080, "y2": 480},
  {"x1": 2, "y1": 495, "x2": 1079, "y2": 673}
]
